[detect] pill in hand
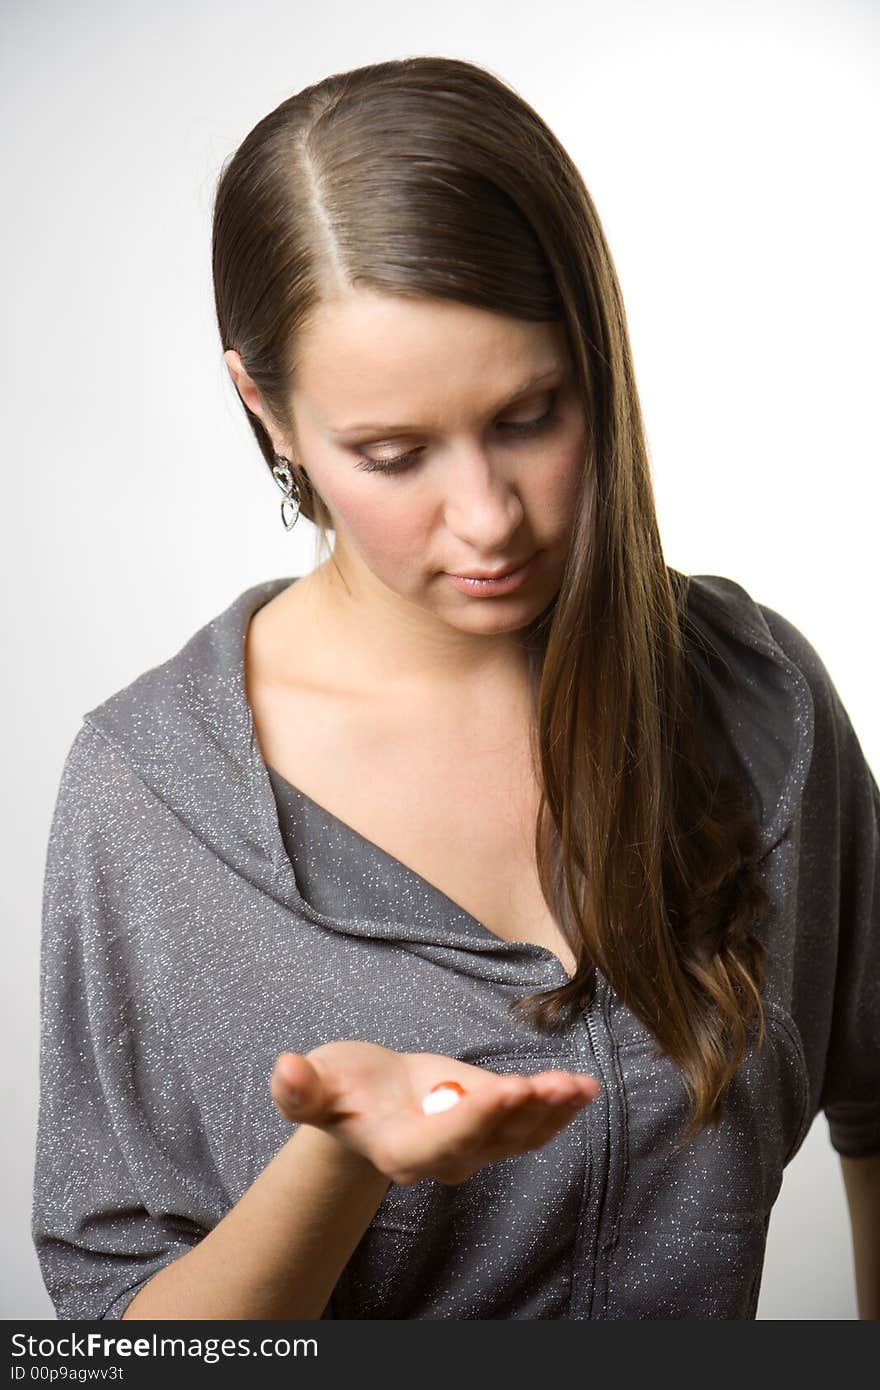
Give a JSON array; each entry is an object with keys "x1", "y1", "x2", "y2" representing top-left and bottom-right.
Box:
[{"x1": 421, "y1": 1080, "x2": 467, "y2": 1115}]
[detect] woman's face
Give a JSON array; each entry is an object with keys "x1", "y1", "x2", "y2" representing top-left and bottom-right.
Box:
[{"x1": 243, "y1": 288, "x2": 589, "y2": 638}]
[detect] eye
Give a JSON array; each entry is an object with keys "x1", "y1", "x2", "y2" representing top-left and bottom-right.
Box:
[
  {"x1": 353, "y1": 447, "x2": 423, "y2": 475},
  {"x1": 353, "y1": 394, "x2": 560, "y2": 475},
  {"x1": 498, "y1": 401, "x2": 557, "y2": 435}
]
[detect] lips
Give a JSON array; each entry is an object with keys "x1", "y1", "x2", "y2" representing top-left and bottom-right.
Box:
[
  {"x1": 445, "y1": 553, "x2": 538, "y2": 597},
  {"x1": 452, "y1": 557, "x2": 532, "y2": 580}
]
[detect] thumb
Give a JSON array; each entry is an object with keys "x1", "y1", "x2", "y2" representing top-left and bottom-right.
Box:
[{"x1": 271, "y1": 1052, "x2": 325, "y2": 1121}]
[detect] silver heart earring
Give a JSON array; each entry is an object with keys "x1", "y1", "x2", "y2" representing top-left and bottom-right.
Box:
[{"x1": 271, "y1": 453, "x2": 301, "y2": 531}]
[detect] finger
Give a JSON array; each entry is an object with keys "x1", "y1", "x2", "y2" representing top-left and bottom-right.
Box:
[
  {"x1": 489, "y1": 1074, "x2": 599, "y2": 1147},
  {"x1": 528, "y1": 1092, "x2": 596, "y2": 1147},
  {"x1": 270, "y1": 1052, "x2": 329, "y2": 1122},
  {"x1": 494, "y1": 1075, "x2": 537, "y2": 1110},
  {"x1": 492, "y1": 1072, "x2": 582, "y2": 1115},
  {"x1": 482, "y1": 1079, "x2": 558, "y2": 1148},
  {"x1": 497, "y1": 1093, "x2": 565, "y2": 1147},
  {"x1": 530, "y1": 1069, "x2": 602, "y2": 1105}
]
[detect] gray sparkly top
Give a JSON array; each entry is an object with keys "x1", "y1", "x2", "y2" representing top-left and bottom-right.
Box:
[{"x1": 32, "y1": 571, "x2": 880, "y2": 1320}]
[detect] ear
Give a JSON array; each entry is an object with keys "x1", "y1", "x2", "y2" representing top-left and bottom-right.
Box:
[
  {"x1": 223, "y1": 349, "x2": 287, "y2": 453},
  {"x1": 223, "y1": 348, "x2": 260, "y2": 413}
]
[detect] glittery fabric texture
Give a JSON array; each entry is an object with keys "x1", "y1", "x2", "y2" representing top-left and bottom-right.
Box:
[{"x1": 31, "y1": 572, "x2": 880, "y2": 1320}]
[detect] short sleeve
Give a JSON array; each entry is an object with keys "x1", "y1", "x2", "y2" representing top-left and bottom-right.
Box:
[
  {"x1": 818, "y1": 687, "x2": 880, "y2": 1157},
  {"x1": 758, "y1": 605, "x2": 880, "y2": 1158},
  {"x1": 32, "y1": 723, "x2": 227, "y2": 1320}
]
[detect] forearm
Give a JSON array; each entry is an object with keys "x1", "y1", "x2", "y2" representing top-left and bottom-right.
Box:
[
  {"x1": 840, "y1": 1153, "x2": 880, "y2": 1320},
  {"x1": 121, "y1": 1124, "x2": 391, "y2": 1320}
]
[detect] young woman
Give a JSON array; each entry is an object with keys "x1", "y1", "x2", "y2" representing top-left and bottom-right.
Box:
[{"x1": 33, "y1": 55, "x2": 879, "y2": 1321}]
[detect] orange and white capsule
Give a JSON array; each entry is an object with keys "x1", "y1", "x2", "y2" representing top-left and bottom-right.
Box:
[{"x1": 421, "y1": 1080, "x2": 467, "y2": 1115}]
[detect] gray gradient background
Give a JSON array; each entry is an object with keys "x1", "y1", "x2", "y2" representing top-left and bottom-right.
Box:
[{"x1": 3, "y1": 0, "x2": 877, "y2": 1320}]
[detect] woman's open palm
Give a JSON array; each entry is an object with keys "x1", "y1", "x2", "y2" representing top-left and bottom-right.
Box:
[{"x1": 270, "y1": 1041, "x2": 601, "y2": 1186}]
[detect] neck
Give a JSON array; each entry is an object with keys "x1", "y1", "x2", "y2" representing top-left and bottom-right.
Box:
[{"x1": 306, "y1": 556, "x2": 536, "y2": 702}]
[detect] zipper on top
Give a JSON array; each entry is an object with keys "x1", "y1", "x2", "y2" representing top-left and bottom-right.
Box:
[{"x1": 582, "y1": 987, "x2": 613, "y2": 1318}]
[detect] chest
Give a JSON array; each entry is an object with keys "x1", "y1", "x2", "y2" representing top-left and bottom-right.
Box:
[{"x1": 245, "y1": 628, "x2": 578, "y2": 980}]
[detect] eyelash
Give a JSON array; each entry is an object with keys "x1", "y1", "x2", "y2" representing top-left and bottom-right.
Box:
[{"x1": 353, "y1": 399, "x2": 559, "y2": 475}]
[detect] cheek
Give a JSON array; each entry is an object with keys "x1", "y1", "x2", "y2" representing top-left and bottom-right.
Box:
[
  {"x1": 317, "y1": 474, "x2": 428, "y2": 570},
  {"x1": 530, "y1": 429, "x2": 589, "y2": 527}
]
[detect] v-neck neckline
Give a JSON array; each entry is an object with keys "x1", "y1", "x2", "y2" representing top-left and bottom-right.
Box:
[
  {"x1": 266, "y1": 758, "x2": 495, "y2": 934},
  {"x1": 248, "y1": 579, "x2": 570, "y2": 968},
  {"x1": 265, "y1": 758, "x2": 579, "y2": 982},
  {"x1": 223, "y1": 580, "x2": 568, "y2": 985}
]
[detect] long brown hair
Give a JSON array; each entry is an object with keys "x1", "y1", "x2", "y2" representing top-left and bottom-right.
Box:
[{"x1": 212, "y1": 55, "x2": 771, "y2": 1147}]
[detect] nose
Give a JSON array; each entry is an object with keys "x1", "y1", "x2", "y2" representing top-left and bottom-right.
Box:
[{"x1": 442, "y1": 450, "x2": 524, "y2": 550}]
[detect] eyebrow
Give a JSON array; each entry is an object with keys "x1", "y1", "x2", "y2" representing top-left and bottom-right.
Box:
[{"x1": 328, "y1": 364, "x2": 565, "y2": 438}]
